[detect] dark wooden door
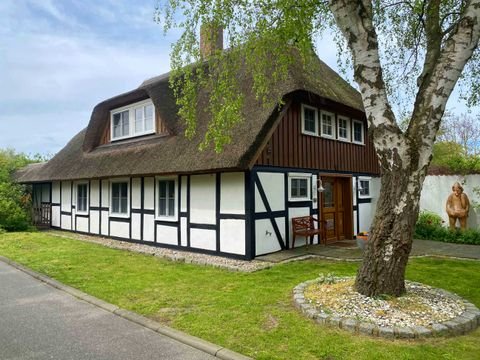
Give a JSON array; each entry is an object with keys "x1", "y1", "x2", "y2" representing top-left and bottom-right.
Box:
[{"x1": 320, "y1": 176, "x2": 353, "y2": 243}]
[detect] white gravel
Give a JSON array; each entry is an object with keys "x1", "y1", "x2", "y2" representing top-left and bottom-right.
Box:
[{"x1": 305, "y1": 278, "x2": 466, "y2": 328}]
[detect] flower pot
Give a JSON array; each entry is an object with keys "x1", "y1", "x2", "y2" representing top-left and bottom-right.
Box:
[{"x1": 356, "y1": 235, "x2": 368, "y2": 250}]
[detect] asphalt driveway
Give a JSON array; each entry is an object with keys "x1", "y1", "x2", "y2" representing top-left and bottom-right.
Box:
[{"x1": 0, "y1": 261, "x2": 215, "y2": 360}]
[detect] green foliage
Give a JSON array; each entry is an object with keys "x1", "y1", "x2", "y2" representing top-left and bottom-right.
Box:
[
  {"x1": 0, "y1": 149, "x2": 41, "y2": 231},
  {"x1": 431, "y1": 141, "x2": 480, "y2": 174},
  {"x1": 317, "y1": 272, "x2": 336, "y2": 285},
  {"x1": 414, "y1": 211, "x2": 480, "y2": 245}
]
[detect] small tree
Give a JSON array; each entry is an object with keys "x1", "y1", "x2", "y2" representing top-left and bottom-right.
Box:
[
  {"x1": 437, "y1": 112, "x2": 480, "y2": 156},
  {"x1": 0, "y1": 149, "x2": 43, "y2": 231},
  {"x1": 156, "y1": 0, "x2": 480, "y2": 296}
]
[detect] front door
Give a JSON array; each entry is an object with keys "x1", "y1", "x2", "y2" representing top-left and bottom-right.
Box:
[{"x1": 320, "y1": 176, "x2": 353, "y2": 243}]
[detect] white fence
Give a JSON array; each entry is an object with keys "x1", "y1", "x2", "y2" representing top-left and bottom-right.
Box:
[{"x1": 420, "y1": 175, "x2": 480, "y2": 230}]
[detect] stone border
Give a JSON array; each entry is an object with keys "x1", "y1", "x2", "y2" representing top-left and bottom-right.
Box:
[
  {"x1": 0, "y1": 255, "x2": 252, "y2": 360},
  {"x1": 293, "y1": 278, "x2": 480, "y2": 339}
]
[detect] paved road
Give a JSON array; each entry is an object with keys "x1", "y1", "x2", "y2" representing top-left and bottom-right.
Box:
[{"x1": 0, "y1": 261, "x2": 215, "y2": 360}]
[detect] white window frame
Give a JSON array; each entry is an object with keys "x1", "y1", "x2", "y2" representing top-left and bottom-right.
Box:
[
  {"x1": 320, "y1": 110, "x2": 335, "y2": 139},
  {"x1": 76, "y1": 182, "x2": 89, "y2": 215},
  {"x1": 337, "y1": 115, "x2": 351, "y2": 142},
  {"x1": 288, "y1": 173, "x2": 312, "y2": 202},
  {"x1": 109, "y1": 179, "x2": 130, "y2": 218},
  {"x1": 301, "y1": 104, "x2": 318, "y2": 136},
  {"x1": 352, "y1": 119, "x2": 365, "y2": 145},
  {"x1": 155, "y1": 176, "x2": 178, "y2": 221},
  {"x1": 110, "y1": 99, "x2": 156, "y2": 141},
  {"x1": 358, "y1": 177, "x2": 371, "y2": 199}
]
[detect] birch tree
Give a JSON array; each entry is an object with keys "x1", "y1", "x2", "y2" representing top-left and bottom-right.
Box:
[{"x1": 157, "y1": 0, "x2": 480, "y2": 297}]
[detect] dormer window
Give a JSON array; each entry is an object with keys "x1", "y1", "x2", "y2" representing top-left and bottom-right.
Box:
[{"x1": 111, "y1": 99, "x2": 155, "y2": 141}]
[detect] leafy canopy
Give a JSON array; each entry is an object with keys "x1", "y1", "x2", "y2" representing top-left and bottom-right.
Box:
[{"x1": 155, "y1": 0, "x2": 480, "y2": 151}]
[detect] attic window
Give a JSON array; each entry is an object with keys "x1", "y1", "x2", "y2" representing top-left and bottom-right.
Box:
[{"x1": 111, "y1": 99, "x2": 155, "y2": 141}]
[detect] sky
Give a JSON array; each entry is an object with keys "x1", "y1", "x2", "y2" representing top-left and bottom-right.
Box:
[{"x1": 0, "y1": 1, "x2": 478, "y2": 157}]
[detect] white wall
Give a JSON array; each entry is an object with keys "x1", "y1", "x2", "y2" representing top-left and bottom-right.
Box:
[
  {"x1": 110, "y1": 221, "x2": 129, "y2": 238},
  {"x1": 61, "y1": 181, "x2": 71, "y2": 212},
  {"x1": 90, "y1": 180, "x2": 100, "y2": 207},
  {"x1": 220, "y1": 219, "x2": 245, "y2": 255},
  {"x1": 420, "y1": 175, "x2": 480, "y2": 229},
  {"x1": 132, "y1": 178, "x2": 141, "y2": 209},
  {"x1": 190, "y1": 228, "x2": 216, "y2": 250},
  {"x1": 190, "y1": 174, "x2": 216, "y2": 224},
  {"x1": 220, "y1": 172, "x2": 245, "y2": 214},
  {"x1": 52, "y1": 181, "x2": 60, "y2": 203},
  {"x1": 156, "y1": 224, "x2": 178, "y2": 245}
]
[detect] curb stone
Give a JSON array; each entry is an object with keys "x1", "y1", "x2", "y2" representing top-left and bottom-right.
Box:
[
  {"x1": 293, "y1": 277, "x2": 480, "y2": 340},
  {"x1": 0, "y1": 256, "x2": 252, "y2": 360}
]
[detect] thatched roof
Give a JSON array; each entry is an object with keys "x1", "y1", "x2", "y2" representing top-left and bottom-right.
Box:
[{"x1": 16, "y1": 55, "x2": 364, "y2": 183}]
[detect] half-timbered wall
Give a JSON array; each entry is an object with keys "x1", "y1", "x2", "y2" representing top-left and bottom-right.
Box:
[
  {"x1": 48, "y1": 172, "x2": 248, "y2": 259},
  {"x1": 252, "y1": 166, "x2": 379, "y2": 256},
  {"x1": 255, "y1": 102, "x2": 380, "y2": 174}
]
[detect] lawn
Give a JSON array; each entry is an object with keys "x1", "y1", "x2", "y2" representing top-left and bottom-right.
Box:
[{"x1": 0, "y1": 232, "x2": 479, "y2": 360}]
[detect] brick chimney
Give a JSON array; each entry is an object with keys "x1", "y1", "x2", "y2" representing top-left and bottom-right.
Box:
[{"x1": 200, "y1": 22, "x2": 223, "y2": 58}]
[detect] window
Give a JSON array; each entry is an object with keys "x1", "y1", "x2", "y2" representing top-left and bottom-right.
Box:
[
  {"x1": 157, "y1": 178, "x2": 177, "y2": 219},
  {"x1": 111, "y1": 181, "x2": 129, "y2": 216},
  {"x1": 321, "y1": 111, "x2": 335, "y2": 139},
  {"x1": 289, "y1": 174, "x2": 311, "y2": 201},
  {"x1": 301, "y1": 104, "x2": 318, "y2": 135},
  {"x1": 111, "y1": 100, "x2": 155, "y2": 141},
  {"x1": 337, "y1": 116, "x2": 350, "y2": 141},
  {"x1": 77, "y1": 183, "x2": 88, "y2": 214},
  {"x1": 358, "y1": 178, "x2": 371, "y2": 198},
  {"x1": 352, "y1": 119, "x2": 365, "y2": 144}
]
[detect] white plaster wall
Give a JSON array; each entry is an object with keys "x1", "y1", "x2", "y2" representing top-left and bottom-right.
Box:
[
  {"x1": 312, "y1": 174, "x2": 318, "y2": 210},
  {"x1": 255, "y1": 219, "x2": 282, "y2": 255},
  {"x1": 181, "y1": 176, "x2": 187, "y2": 212},
  {"x1": 101, "y1": 211, "x2": 109, "y2": 236},
  {"x1": 190, "y1": 174, "x2": 216, "y2": 225},
  {"x1": 90, "y1": 210, "x2": 100, "y2": 234},
  {"x1": 51, "y1": 205, "x2": 60, "y2": 227},
  {"x1": 101, "y1": 180, "x2": 109, "y2": 207},
  {"x1": 257, "y1": 172, "x2": 285, "y2": 211},
  {"x1": 358, "y1": 203, "x2": 375, "y2": 233},
  {"x1": 156, "y1": 225, "x2": 178, "y2": 245},
  {"x1": 190, "y1": 228, "x2": 216, "y2": 250},
  {"x1": 144, "y1": 177, "x2": 155, "y2": 210},
  {"x1": 131, "y1": 213, "x2": 141, "y2": 240},
  {"x1": 52, "y1": 182, "x2": 60, "y2": 203},
  {"x1": 254, "y1": 186, "x2": 267, "y2": 212},
  {"x1": 180, "y1": 217, "x2": 187, "y2": 246},
  {"x1": 132, "y1": 178, "x2": 141, "y2": 209},
  {"x1": 143, "y1": 214, "x2": 155, "y2": 242},
  {"x1": 110, "y1": 221, "x2": 129, "y2": 238},
  {"x1": 61, "y1": 181, "x2": 71, "y2": 212},
  {"x1": 220, "y1": 219, "x2": 245, "y2": 255},
  {"x1": 288, "y1": 207, "x2": 317, "y2": 246},
  {"x1": 220, "y1": 173, "x2": 245, "y2": 214},
  {"x1": 76, "y1": 217, "x2": 89, "y2": 233},
  {"x1": 61, "y1": 215, "x2": 71, "y2": 230},
  {"x1": 420, "y1": 175, "x2": 480, "y2": 229},
  {"x1": 90, "y1": 180, "x2": 100, "y2": 207},
  {"x1": 353, "y1": 210, "x2": 358, "y2": 235}
]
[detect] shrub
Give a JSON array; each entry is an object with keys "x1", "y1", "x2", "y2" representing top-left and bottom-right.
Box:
[{"x1": 414, "y1": 211, "x2": 480, "y2": 245}]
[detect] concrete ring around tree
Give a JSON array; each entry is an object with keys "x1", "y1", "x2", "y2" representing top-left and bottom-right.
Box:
[{"x1": 293, "y1": 279, "x2": 480, "y2": 339}]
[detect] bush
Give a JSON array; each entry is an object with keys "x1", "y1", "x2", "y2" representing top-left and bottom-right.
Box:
[
  {"x1": 0, "y1": 149, "x2": 42, "y2": 232},
  {"x1": 414, "y1": 211, "x2": 480, "y2": 245}
]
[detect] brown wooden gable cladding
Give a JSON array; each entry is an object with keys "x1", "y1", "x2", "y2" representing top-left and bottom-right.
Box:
[
  {"x1": 255, "y1": 100, "x2": 380, "y2": 175},
  {"x1": 99, "y1": 106, "x2": 169, "y2": 146}
]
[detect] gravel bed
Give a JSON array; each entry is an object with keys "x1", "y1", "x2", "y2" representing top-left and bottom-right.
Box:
[
  {"x1": 304, "y1": 277, "x2": 465, "y2": 328},
  {"x1": 48, "y1": 230, "x2": 272, "y2": 272}
]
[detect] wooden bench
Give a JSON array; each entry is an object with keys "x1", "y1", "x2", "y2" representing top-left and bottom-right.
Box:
[{"x1": 291, "y1": 216, "x2": 324, "y2": 248}]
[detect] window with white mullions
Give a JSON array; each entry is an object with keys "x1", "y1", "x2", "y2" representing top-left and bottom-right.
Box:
[
  {"x1": 111, "y1": 100, "x2": 155, "y2": 141},
  {"x1": 111, "y1": 181, "x2": 129, "y2": 215},
  {"x1": 158, "y1": 179, "x2": 176, "y2": 217},
  {"x1": 301, "y1": 104, "x2": 318, "y2": 135},
  {"x1": 113, "y1": 111, "x2": 129, "y2": 139},
  {"x1": 353, "y1": 119, "x2": 365, "y2": 144},
  {"x1": 321, "y1": 111, "x2": 335, "y2": 139},
  {"x1": 77, "y1": 183, "x2": 88, "y2": 213},
  {"x1": 337, "y1": 116, "x2": 350, "y2": 141},
  {"x1": 288, "y1": 174, "x2": 312, "y2": 201}
]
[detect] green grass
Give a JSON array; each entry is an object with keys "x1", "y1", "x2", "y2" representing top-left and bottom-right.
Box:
[{"x1": 0, "y1": 232, "x2": 479, "y2": 360}]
